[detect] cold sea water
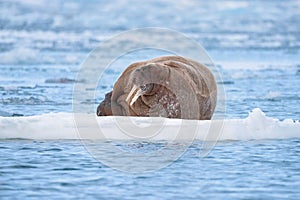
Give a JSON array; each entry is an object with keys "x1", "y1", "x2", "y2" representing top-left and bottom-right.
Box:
[{"x1": 0, "y1": 0, "x2": 300, "y2": 199}]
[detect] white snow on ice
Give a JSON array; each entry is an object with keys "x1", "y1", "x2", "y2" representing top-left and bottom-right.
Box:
[{"x1": 0, "y1": 108, "x2": 299, "y2": 141}]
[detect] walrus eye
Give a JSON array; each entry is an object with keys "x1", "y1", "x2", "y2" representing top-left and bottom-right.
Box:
[
  {"x1": 140, "y1": 83, "x2": 154, "y2": 93},
  {"x1": 140, "y1": 84, "x2": 147, "y2": 92}
]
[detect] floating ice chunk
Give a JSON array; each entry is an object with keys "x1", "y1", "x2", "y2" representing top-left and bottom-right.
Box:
[
  {"x1": 264, "y1": 91, "x2": 281, "y2": 100},
  {"x1": 0, "y1": 108, "x2": 299, "y2": 140}
]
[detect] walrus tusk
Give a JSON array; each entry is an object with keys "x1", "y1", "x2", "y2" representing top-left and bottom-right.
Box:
[
  {"x1": 125, "y1": 84, "x2": 143, "y2": 105},
  {"x1": 130, "y1": 88, "x2": 143, "y2": 106},
  {"x1": 126, "y1": 84, "x2": 138, "y2": 103}
]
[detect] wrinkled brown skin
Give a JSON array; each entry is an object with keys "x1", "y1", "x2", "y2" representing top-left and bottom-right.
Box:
[
  {"x1": 96, "y1": 56, "x2": 217, "y2": 120},
  {"x1": 97, "y1": 91, "x2": 113, "y2": 116}
]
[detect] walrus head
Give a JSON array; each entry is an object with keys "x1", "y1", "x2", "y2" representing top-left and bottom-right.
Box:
[{"x1": 125, "y1": 63, "x2": 170, "y2": 106}]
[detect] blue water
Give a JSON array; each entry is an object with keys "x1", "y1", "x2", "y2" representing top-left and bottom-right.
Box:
[
  {"x1": 1, "y1": 140, "x2": 300, "y2": 199},
  {"x1": 0, "y1": 0, "x2": 300, "y2": 199}
]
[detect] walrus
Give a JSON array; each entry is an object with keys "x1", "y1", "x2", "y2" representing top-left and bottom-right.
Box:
[{"x1": 97, "y1": 56, "x2": 217, "y2": 120}]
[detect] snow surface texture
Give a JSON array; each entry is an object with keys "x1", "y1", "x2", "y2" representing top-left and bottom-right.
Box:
[{"x1": 0, "y1": 108, "x2": 299, "y2": 140}]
